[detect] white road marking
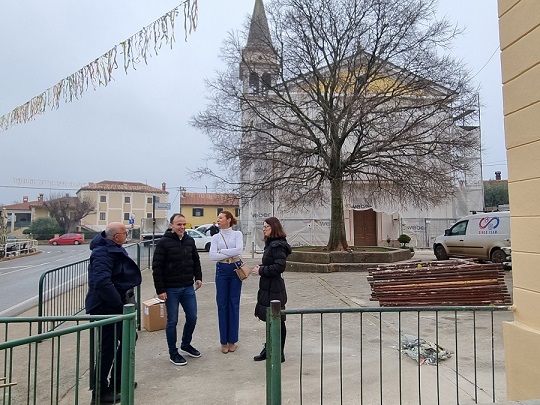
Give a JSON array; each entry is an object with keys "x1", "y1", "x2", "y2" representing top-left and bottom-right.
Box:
[{"x1": 0, "y1": 295, "x2": 39, "y2": 317}]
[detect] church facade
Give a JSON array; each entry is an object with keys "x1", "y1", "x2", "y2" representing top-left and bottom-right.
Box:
[{"x1": 238, "y1": 0, "x2": 483, "y2": 251}]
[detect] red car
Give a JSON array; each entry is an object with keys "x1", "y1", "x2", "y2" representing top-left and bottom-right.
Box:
[{"x1": 49, "y1": 233, "x2": 84, "y2": 245}]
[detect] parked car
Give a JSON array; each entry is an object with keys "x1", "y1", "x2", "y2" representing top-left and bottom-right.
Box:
[
  {"x1": 433, "y1": 211, "x2": 510, "y2": 263},
  {"x1": 185, "y1": 229, "x2": 212, "y2": 251},
  {"x1": 49, "y1": 233, "x2": 84, "y2": 245}
]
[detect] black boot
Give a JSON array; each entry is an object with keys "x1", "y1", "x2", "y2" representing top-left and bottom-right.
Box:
[{"x1": 254, "y1": 344, "x2": 266, "y2": 361}]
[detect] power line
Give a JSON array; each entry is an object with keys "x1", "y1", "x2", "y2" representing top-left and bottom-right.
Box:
[{"x1": 471, "y1": 46, "x2": 500, "y2": 80}]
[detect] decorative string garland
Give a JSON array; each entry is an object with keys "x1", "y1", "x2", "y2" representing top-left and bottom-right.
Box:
[{"x1": 0, "y1": 0, "x2": 198, "y2": 132}]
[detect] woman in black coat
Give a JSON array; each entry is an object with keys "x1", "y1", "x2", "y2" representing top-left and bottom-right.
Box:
[{"x1": 251, "y1": 216, "x2": 292, "y2": 362}]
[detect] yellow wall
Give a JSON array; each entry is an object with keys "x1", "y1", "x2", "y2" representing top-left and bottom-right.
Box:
[
  {"x1": 499, "y1": 0, "x2": 540, "y2": 400},
  {"x1": 181, "y1": 205, "x2": 239, "y2": 228}
]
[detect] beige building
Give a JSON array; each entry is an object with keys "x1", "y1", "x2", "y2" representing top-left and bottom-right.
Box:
[
  {"x1": 180, "y1": 192, "x2": 240, "y2": 228},
  {"x1": 498, "y1": 0, "x2": 540, "y2": 400},
  {"x1": 77, "y1": 181, "x2": 169, "y2": 232},
  {"x1": 0, "y1": 194, "x2": 50, "y2": 234}
]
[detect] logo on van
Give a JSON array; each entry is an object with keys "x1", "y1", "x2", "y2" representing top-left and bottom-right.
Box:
[{"x1": 478, "y1": 217, "x2": 500, "y2": 234}]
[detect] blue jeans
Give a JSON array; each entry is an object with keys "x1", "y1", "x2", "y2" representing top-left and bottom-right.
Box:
[
  {"x1": 164, "y1": 286, "x2": 197, "y2": 355},
  {"x1": 215, "y1": 262, "x2": 243, "y2": 345}
]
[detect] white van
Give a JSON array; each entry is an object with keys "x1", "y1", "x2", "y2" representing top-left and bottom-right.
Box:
[{"x1": 433, "y1": 211, "x2": 511, "y2": 263}]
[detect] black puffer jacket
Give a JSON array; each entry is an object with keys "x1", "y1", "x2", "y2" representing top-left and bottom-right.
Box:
[
  {"x1": 152, "y1": 230, "x2": 202, "y2": 294},
  {"x1": 255, "y1": 237, "x2": 292, "y2": 321}
]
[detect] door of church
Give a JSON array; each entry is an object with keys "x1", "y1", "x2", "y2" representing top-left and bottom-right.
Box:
[{"x1": 353, "y1": 209, "x2": 377, "y2": 246}]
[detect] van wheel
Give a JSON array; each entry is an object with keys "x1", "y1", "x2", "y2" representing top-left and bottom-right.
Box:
[
  {"x1": 434, "y1": 245, "x2": 449, "y2": 260},
  {"x1": 490, "y1": 249, "x2": 506, "y2": 263},
  {"x1": 205, "y1": 242, "x2": 211, "y2": 252}
]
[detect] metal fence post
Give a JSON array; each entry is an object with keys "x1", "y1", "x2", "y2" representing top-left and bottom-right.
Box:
[
  {"x1": 266, "y1": 300, "x2": 282, "y2": 405},
  {"x1": 121, "y1": 304, "x2": 136, "y2": 405}
]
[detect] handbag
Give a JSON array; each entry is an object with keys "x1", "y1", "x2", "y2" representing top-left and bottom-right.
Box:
[
  {"x1": 220, "y1": 233, "x2": 250, "y2": 281},
  {"x1": 234, "y1": 260, "x2": 251, "y2": 281}
]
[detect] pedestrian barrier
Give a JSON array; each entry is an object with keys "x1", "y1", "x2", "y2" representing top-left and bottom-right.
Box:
[
  {"x1": 0, "y1": 305, "x2": 137, "y2": 405},
  {"x1": 266, "y1": 301, "x2": 513, "y2": 405},
  {"x1": 0, "y1": 239, "x2": 38, "y2": 258}
]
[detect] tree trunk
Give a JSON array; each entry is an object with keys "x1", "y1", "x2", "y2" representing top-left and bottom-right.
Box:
[{"x1": 327, "y1": 178, "x2": 349, "y2": 251}]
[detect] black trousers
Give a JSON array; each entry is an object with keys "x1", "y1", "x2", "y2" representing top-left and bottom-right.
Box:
[{"x1": 91, "y1": 309, "x2": 123, "y2": 392}]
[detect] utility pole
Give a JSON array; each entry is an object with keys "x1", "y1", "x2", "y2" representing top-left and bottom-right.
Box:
[
  {"x1": 152, "y1": 196, "x2": 157, "y2": 247},
  {"x1": 0, "y1": 208, "x2": 7, "y2": 245},
  {"x1": 178, "y1": 187, "x2": 186, "y2": 215}
]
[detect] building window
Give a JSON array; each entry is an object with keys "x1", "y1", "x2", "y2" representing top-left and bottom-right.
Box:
[
  {"x1": 123, "y1": 213, "x2": 130, "y2": 221},
  {"x1": 147, "y1": 197, "x2": 153, "y2": 204},
  {"x1": 99, "y1": 212, "x2": 106, "y2": 221},
  {"x1": 249, "y1": 72, "x2": 259, "y2": 93},
  {"x1": 193, "y1": 208, "x2": 204, "y2": 217},
  {"x1": 217, "y1": 207, "x2": 224, "y2": 215},
  {"x1": 261, "y1": 72, "x2": 271, "y2": 93},
  {"x1": 235, "y1": 208, "x2": 240, "y2": 218},
  {"x1": 100, "y1": 195, "x2": 106, "y2": 203},
  {"x1": 125, "y1": 196, "x2": 130, "y2": 204},
  {"x1": 146, "y1": 213, "x2": 152, "y2": 218}
]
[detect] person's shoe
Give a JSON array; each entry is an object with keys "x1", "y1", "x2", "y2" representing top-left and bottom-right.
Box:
[
  {"x1": 227, "y1": 343, "x2": 237, "y2": 352},
  {"x1": 91, "y1": 388, "x2": 121, "y2": 404},
  {"x1": 221, "y1": 344, "x2": 229, "y2": 354},
  {"x1": 254, "y1": 345, "x2": 266, "y2": 361},
  {"x1": 281, "y1": 353, "x2": 285, "y2": 363},
  {"x1": 180, "y1": 344, "x2": 201, "y2": 358},
  {"x1": 169, "y1": 351, "x2": 187, "y2": 366}
]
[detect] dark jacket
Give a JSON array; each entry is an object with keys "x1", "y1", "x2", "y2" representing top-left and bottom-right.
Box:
[
  {"x1": 152, "y1": 229, "x2": 202, "y2": 295},
  {"x1": 255, "y1": 237, "x2": 292, "y2": 321},
  {"x1": 85, "y1": 232, "x2": 142, "y2": 314},
  {"x1": 209, "y1": 225, "x2": 219, "y2": 236}
]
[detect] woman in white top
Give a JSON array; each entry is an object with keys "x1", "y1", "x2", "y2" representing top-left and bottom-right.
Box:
[{"x1": 209, "y1": 210, "x2": 244, "y2": 353}]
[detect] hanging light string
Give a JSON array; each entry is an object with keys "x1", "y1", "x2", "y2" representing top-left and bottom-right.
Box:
[{"x1": 0, "y1": 0, "x2": 198, "y2": 132}]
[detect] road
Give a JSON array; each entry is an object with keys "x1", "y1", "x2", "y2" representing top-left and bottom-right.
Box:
[{"x1": 0, "y1": 244, "x2": 90, "y2": 316}]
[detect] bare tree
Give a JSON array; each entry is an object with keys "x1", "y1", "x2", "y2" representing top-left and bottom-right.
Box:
[
  {"x1": 192, "y1": 0, "x2": 479, "y2": 251},
  {"x1": 43, "y1": 194, "x2": 95, "y2": 233}
]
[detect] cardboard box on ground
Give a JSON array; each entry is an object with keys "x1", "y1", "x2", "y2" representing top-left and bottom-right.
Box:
[{"x1": 142, "y1": 298, "x2": 167, "y2": 332}]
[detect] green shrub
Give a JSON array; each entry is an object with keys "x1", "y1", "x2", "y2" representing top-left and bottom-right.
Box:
[
  {"x1": 27, "y1": 217, "x2": 62, "y2": 236},
  {"x1": 398, "y1": 234, "x2": 411, "y2": 247}
]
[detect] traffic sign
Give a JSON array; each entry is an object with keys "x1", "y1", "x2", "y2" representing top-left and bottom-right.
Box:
[{"x1": 155, "y1": 202, "x2": 171, "y2": 210}]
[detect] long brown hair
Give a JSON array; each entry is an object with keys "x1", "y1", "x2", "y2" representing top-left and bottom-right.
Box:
[
  {"x1": 264, "y1": 217, "x2": 286, "y2": 239},
  {"x1": 220, "y1": 210, "x2": 238, "y2": 226}
]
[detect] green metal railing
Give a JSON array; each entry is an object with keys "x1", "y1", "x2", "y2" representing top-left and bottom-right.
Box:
[
  {"x1": 266, "y1": 301, "x2": 513, "y2": 405},
  {"x1": 0, "y1": 305, "x2": 137, "y2": 405}
]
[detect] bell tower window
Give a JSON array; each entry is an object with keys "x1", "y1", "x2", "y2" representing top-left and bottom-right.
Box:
[
  {"x1": 261, "y1": 73, "x2": 271, "y2": 93},
  {"x1": 249, "y1": 72, "x2": 260, "y2": 94}
]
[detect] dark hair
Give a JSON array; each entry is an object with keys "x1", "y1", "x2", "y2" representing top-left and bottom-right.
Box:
[
  {"x1": 264, "y1": 217, "x2": 286, "y2": 239},
  {"x1": 169, "y1": 213, "x2": 186, "y2": 223},
  {"x1": 220, "y1": 210, "x2": 238, "y2": 226}
]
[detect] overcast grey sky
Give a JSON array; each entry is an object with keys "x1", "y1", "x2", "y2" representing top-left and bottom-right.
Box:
[{"x1": 0, "y1": 0, "x2": 505, "y2": 207}]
